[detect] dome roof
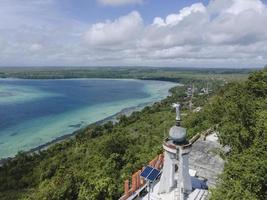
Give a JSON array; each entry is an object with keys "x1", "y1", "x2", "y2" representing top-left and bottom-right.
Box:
[{"x1": 169, "y1": 126, "x2": 186, "y2": 142}]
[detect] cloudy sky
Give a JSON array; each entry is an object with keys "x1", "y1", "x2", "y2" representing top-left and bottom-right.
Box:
[{"x1": 0, "y1": 0, "x2": 267, "y2": 68}]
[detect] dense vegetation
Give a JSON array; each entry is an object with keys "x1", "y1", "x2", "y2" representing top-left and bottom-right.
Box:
[
  {"x1": 0, "y1": 67, "x2": 266, "y2": 200},
  {"x1": 0, "y1": 80, "x2": 214, "y2": 200},
  {"x1": 210, "y1": 68, "x2": 267, "y2": 200},
  {"x1": 0, "y1": 67, "x2": 249, "y2": 82}
]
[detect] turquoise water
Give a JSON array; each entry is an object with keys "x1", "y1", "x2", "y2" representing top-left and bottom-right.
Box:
[{"x1": 0, "y1": 79, "x2": 177, "y2": 158}]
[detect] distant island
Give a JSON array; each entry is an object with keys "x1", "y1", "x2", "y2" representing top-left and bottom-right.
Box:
[{"x1": 0, "y1": 66, "x2": 251, "y2": 81}]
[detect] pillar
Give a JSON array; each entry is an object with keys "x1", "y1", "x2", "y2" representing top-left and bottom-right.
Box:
[
  {"x1": 178, "y1": 147, "x2": 192, "y2": 197},
  {"x1": 124, "y1": 179, "x2": 130, "y2": 198},
  {"x1": 131, "y1": 173, "x2": 137, "y2": 192},
  {"x1": 136, "y1": 170, "x2": 141, "y2": 189},
  {"x1": 158, "y1": 151, "x2": 175, "y2": 193}
]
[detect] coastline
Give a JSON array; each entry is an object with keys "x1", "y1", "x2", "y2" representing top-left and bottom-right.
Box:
[{"x1": 0, "y1": 86, "x2": 175, "y2": 166}]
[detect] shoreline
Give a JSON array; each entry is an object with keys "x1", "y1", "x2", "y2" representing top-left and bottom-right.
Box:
[
  {"x1": 0, "y1": 77, "x2": 179, "y2": 84},
  {"x1": 0, "y1": 90, "x2": 173, "y2": 166},
  {"x1": 0, "y1": 77, "x2": 173, "y2": 81}
]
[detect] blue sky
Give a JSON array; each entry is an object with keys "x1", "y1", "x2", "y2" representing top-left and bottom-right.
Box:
[
  {"x1": 58, "y1": 0, "x2": 209, "y2": 24},
  {"x1": 0, "y1": 0, "x2": 267, "y2": 68}
]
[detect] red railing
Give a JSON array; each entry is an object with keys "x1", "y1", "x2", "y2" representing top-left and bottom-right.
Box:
[{"x1": 120, "y1": 153, "x2": 164, "y2": 200}]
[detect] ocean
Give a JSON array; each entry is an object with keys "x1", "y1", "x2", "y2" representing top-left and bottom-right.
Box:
[{"x1": 0, "y1": 79, "x2": 176, "y2": 158}]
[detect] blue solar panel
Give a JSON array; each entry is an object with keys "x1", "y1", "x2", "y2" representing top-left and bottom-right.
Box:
[
  {"x1": 147, "y1": 169, "x2": 160, "y2": 181},
  {"x1": 140, "y1": 166, "x2": 153, "y2": 178},
  {"x1": 140, "y1": 166, "x2": 161, "y2": 182}
]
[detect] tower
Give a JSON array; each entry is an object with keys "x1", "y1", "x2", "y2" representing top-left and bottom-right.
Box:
[
  {"x1": 189, "y1": 84, "x2": 194, "y2": 111},
  {"x1": 206, "y1": 82, "x2": 209, "y2": 95},
  {"x1": 158, "y1": 103, "x2": 192, "y2": 200}
]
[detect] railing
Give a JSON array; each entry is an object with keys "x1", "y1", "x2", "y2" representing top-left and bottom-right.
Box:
[
  {"x1": 119, "y1": 127, "x2": 216, "y2": 200},
  {"x1": 119, "y1": 154, "x2": 164, "y2": 200}
]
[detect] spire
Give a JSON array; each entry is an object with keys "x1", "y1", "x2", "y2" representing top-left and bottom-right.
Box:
[{"x1": 206, "y1": 82, "x2": 209, "y2": 95}]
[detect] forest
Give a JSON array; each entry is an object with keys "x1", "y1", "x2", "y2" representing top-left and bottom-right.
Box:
[
  {"x1": 0, "y1": 67, "x2": 249, "y2": 82},
  {"x1": 0, "y1": 68, "x2": 266, "y2": 200},
  {"x1": 209, "y1": 68, "x2": 267, "y2": 200}
]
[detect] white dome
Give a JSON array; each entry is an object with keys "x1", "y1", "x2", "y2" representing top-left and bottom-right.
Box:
[{"x1": 169, "y1": 126, "x2": 186, "y2": 142}]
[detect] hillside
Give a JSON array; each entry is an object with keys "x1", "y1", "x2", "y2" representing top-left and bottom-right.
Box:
[
  {"x1": 0, "y1": 80, "x2": 215, "y2": 199},
  {"x1": 210, "y1": 68, "x2": 267, "y2": 200},
  {"x1": 0, "y1": 68, "x2": 266, "y2": 200}
]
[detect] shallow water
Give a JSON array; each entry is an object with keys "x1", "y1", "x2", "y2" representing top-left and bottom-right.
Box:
[{"x1": 0, "y1": 79, "x2": 176, "y2": 158}]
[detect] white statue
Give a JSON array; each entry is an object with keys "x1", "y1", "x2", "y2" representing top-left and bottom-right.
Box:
[{"x1": 172, "y1": 103, "x2": 180, "y2": 121}]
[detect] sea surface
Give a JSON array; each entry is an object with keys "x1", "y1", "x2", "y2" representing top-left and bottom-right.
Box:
[{"x1": 0, "y1": 79, "x2": 176, "y2": 158}]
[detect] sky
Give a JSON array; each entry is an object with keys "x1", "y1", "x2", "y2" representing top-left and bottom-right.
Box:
[{"x1": 0, "y1": 0, "x2": 267, "y2": 68}]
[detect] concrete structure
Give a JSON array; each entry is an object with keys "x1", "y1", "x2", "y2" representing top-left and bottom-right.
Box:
[
  {"x1": 159, "y1": 103, "x2": 192, "y2": 199},
  {"x1": 189, "y1": 133, "x2": 225, "y2": 188},
  {"x1": 119, "y1": 104, "x2": 225, "y2": 200},
  {"x1": 155, "y1": 103, "x2": 208, "y2": 200}
]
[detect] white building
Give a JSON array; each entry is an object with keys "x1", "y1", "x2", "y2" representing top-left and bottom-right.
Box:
[
  {"x1": 141, "y1": 104, "x2": 208, "y2": 200},
  {"x1": 120, "y1": 103, "x2": 224, "y2": 200}
]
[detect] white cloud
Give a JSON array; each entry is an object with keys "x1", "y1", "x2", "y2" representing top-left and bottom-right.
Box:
[
  {"x1": 153, "y1": 3, "x2": 207, "y2": 26},
  {"x1": 207, "y1": 0, "x2": 267, "y2": 45},
  {"x1": 98, "y1": 0, "x2": 143, "y2": 6},
  {"x1": 225, "y1": 0, "x2": 265, "y2": 15},
  {"x1": 84, "y1": 11, "x2": 143, "y2": 47},
  {"x1": 83, "y1": 0, "x2": 267, "y2": 67},
  {"x1": 142, "y1": 3, "x2": 209, "y2": 49},
  {"x1": 0, "y1": 0, "x2": 267, "y2": 68}
]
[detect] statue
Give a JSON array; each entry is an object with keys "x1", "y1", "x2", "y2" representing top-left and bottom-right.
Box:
[{"x1": 172, "y1": 103, "x2": 180, "y2": 121}]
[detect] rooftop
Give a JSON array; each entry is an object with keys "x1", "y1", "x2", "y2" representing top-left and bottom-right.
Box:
[
  {"x1": 120, "y1": 131, "x2": 225, "y2": 200},
  {"x1": 189, "y1": 133, "x2": 225, "y2": 187}
]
